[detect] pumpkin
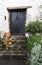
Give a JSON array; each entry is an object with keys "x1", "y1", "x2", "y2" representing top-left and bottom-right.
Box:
[
  {"x1": 5, "y1": 32, "x2": 10, "y2": 37},
  {"x1": 7, "y1": 42, "x2": 12, "y2": 46}
]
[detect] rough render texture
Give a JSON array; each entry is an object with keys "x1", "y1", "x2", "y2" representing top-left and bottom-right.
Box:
[{"x1": 0, "y1": 0, "x2": 42, "y2": 33}]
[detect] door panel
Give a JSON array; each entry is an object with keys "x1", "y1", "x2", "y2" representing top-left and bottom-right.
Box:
[{"x1": 10, "y1": 9, "x2": 26, "y2": 35}]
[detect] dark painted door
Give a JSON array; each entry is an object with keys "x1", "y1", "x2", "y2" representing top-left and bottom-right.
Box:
[{"x1": 10, "y1": 9, "x2": 26, "y2": 35}]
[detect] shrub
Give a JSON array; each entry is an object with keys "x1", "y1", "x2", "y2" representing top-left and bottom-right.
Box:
[
  {"x1": 30, "y1": 44, "x2": 42, "y2": 65},
  {"x1": 25, "y1": 20, "x2": 42, "y2": 65},
  {"x1": 25, "y1": 20, "x2": 42, "y2": 34},
  {"x1": 0, "y1": 37, "x2": 2, "y2": 49},
  {"x1": 25, "y1": 34, "x2": 42, "y2": 53}
]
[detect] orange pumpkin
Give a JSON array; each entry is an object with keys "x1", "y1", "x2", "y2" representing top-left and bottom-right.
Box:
[
  {"x1": 5, "y1": 32, "x2": 10, "y2": 37},
  {"x1": 7, "y1": 42, "x2": 12, "y2": 46}
]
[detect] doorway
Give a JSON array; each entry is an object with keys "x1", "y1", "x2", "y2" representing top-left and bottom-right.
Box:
[{"x1": 9, "y1": 9, "x2": 26, "y2": 35}]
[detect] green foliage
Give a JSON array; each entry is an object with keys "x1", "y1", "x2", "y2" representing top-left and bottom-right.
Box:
[
  {"x1": 30, "y1": 44, "x2": 42, "y2": 65},
  {"x1": 25, "y1": 34, "x2": 42, "y2": 53},
  {"x1": 25, "y1": 20, "x2": 42, "y2": 65},
  {"x1": 0, "y1": 37, "x2": 2, "y2": 48},
  {"x1": 25, "y1": 20, "x2": 42, "y2": 34}
]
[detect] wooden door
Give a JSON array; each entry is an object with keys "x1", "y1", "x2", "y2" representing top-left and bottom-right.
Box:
[{"x1": 10, "y1": 9, "x2": 26, "y2": 35}]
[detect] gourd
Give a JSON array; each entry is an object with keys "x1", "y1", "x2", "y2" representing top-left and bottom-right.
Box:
[{"x1": 5, "y1": 32, "x2": 10, "y2": 37}]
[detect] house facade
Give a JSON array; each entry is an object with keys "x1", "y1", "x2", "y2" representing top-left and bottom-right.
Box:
[{"x1": 0, "y1": 0, "x2": 41, "y2": 35}]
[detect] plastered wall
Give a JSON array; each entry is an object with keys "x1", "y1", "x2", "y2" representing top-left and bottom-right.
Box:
[{"x1": 0, "y1": 0, "x2": 42, "y2": 32}]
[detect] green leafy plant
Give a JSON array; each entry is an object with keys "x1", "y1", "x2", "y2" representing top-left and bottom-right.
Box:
[
  {"x1": 0, "y1": 37, "x2": 2, "y2": 49},
  {"x1": 0, "y1": 31, "x2": 2, "y2": 49},
  {"x1": 25, "y1": 34, "x2": 42, "y2": 53},
  {"x1": 30, "y1": 44, "x2": 42, "y2": 65},
  {"x1": 25, "y1": 20, "x2": 42, "y2": 34},
  {"x1": 25, "y1": 20, "x2": 42, "y2": 65}
]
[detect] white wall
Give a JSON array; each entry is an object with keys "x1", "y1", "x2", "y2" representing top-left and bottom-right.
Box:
[{"x1": 0, "y1": 0, "x2": 42, "y2": 32}]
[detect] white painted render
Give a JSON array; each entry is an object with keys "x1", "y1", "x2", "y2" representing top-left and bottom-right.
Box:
[{"x1": 0, "y1": 0, "x2": 42, "y2": 32}]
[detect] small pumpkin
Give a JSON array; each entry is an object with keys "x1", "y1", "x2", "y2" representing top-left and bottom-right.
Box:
[
  {"x1": 5, "y1": 32, "x2": 10, "y2": 37},
  {"x1": 7, "y1": 42, "x2": 12, "y2": 46}
]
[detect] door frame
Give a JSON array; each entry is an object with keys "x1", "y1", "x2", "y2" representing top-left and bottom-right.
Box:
[
  {"x1": 7, "y1": 9, "x2": 27, "y2": 35},
  {"x1": 7, "y1": 6, "x2": 32, "y2": 35}
]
